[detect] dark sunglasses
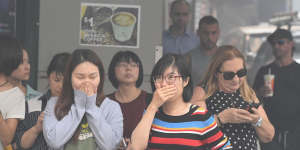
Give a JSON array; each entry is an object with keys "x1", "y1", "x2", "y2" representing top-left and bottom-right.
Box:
[
  {"x1": 219, "y1": 69, "x2": 247, "y2": 80},
  {"x1": 271, "y1": 39, "x2": 286, "y2": 46}
]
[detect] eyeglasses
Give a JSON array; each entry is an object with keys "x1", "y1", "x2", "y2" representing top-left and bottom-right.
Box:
[
  {"x1": 219, "y1": 69, "x2": 247, "y2": 80},
  {"x1": 153, "y1": 74, "x2": 183, "y2": 83},
  {"x1": 117, "y1": 62, "x2": 139, "y2": 68},
  {"x1": 271, "y1": 39, "x2": 286, "y2": 46}
]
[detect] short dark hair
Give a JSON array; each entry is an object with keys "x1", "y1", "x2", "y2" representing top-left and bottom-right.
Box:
[
  {"x1": 267, "y1": 28, "x2": 295, "y2": 55},
  {"x1": 151, "y1": 53, "x2": 193, "y2": 102},
  {"x1": 198, "y1": 15, "x2": 219, "y2": 29},
  {"x1": 0, "y1": 35, "x2": 23, "y2": 76},
  {"x1": 170, "y1": 0, "x2": 191, "y2": 14},
  {"x1": 108, "y1": 50, "x2": 143, "y2": 88},
  {"x1": 55, "y1": 49, "x2": 105, "y2": 120},
  {"x1": 267, "y1": 28, "x2": 293, "y2": 43},
  {"x1": 47, "y1": 52, "x2": 71, "y2": 77}
]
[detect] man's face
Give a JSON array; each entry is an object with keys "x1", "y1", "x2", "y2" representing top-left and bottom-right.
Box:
[
  {"x1": 198, "y1": 23, "x2": 220, "y2": 50},
  {"x1": 270, "y1": 38, "x2": 293, "y2": 59},
  {"x1": 170, "y1": 3, "x2": 190, "y2": 29}
]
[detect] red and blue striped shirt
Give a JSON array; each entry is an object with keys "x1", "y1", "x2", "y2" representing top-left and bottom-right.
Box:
[{"x1": 148, "y1": 105, "x2": 232, "y2": 150}]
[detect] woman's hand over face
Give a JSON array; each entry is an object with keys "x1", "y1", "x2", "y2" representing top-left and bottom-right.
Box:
[
  {"x1": 151, "y1": 82, "x2": 177, "y2": 109},
  {"x1": 78, "y1": 82, "x2": 97, "y2": 96}
]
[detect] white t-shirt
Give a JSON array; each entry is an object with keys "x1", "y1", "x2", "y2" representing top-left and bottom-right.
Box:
[{"x1": 0, "y1": 87, "x2": 25, "y2": 149}]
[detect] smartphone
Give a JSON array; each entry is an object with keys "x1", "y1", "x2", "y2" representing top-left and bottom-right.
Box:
[
  {"x1": 247, "y1": 102, "x2": 263, "y2": 113},
  {"x1": 251, "y1": 102, "x2": 263, "y2": 108}
]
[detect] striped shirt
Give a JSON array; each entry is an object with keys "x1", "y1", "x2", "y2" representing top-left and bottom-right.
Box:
[{"x1": 148, "y1": 105, "x2": 232, "y2": 150}]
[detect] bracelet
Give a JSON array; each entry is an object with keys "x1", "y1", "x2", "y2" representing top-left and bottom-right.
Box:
[{"x1": 216, "y1": 114, "x2": 223, "y2": 127}]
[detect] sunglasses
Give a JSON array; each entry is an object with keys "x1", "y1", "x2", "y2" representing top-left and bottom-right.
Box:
[
  {"x1": 271, "y1": 39, "x2": 286, "y2": 46},
  {"x1": 219, "y1": 69, "x2": 247, "y2": 80}
]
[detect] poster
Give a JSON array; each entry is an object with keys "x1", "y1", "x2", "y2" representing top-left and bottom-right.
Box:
[
  {"x1": 0, "y1": 0, "x2": 16, "y2": 35},
  {"x1": 80, "y1": 3, "x2": 140, "y2": 48}
]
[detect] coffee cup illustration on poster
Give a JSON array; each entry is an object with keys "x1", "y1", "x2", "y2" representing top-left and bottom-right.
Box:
[{"x1": 80, "y1": 3, "x2": 140, "y2": 48}]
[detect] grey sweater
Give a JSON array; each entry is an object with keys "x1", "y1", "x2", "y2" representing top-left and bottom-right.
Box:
[{"x1": 43, "y1": 90, "x2": 123, "y2": 150}]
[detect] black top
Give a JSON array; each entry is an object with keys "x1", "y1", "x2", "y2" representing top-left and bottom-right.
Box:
[
  {"x1": 206, "y1": 90, "x2": 257, "y2": 150},
  {"x1": 253, "y1": 61, "x2": 300, "y2": 131},
  {"x1": 14, "y1": 90, "x2": 51, "y2": 150}
]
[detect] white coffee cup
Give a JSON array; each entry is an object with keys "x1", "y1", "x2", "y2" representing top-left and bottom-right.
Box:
[
  {"x1": 111, "y1": 12, "x2": 136, "y2": 42},
  {"x1": 264, "y1": 74, "x2": 275, "y2": 97}
]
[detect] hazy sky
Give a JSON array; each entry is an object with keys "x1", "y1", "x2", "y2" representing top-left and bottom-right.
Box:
[{"x1": 294, "y1": 1, "x2": 300, "y2": 12}]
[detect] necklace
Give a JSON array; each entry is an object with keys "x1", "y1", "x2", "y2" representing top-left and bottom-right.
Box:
[{"x1": 0, "y1": 81, "x2": 8, "y2": 87}]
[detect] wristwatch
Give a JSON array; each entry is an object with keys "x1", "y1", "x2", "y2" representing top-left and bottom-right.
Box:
[{"x1": 254, "y1": 116, "x2": 263, "y2": 127}]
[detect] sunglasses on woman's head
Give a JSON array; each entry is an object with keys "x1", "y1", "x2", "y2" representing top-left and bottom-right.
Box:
[{"x1": 218, "y1": 68, "x2": 247, "y2": 80}]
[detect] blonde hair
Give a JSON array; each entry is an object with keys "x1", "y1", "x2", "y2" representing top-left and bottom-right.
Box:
[{"x1": 202, "y1": 45, "x2": 258, "y2": 103}]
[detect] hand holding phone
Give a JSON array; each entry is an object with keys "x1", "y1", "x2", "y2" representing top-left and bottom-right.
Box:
[{"x1": 247, "y1": 102, "x2": 262, "y2": 113}]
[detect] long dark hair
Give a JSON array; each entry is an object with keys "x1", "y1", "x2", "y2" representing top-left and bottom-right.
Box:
[
  {"x1": 46, "y1": 52, "x2": 71, "y2": 77},
  {"x1": 55, "y1": 49, "x2": 105, "y2": 120},
  {"x1": 0, "y1": 35, "x2": 23, "y2": 76}
]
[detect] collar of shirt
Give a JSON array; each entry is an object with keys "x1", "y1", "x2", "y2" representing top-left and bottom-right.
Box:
[
  {"x1": 25, "y1": 84, "x2": 42, "y2": 101},
  {"x1": 165, "y1": 27, "x2": 193, "y2": 38}
]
